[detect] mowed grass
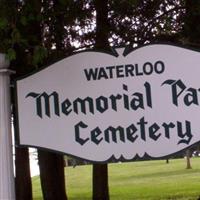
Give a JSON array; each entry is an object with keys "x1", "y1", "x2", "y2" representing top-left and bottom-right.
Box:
[{"x1": 32, "y1": 158, "x2": 200, "y2": 200}]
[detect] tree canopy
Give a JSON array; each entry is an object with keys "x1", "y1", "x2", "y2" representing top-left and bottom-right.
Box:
[{"x1": 0, "y1": 0, "x2": 189, "y2": 71}]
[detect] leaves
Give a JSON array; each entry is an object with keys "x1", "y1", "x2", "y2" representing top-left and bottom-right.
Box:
[
  {"x1": 20, "y1": 16, "x2": 27, "y2": 26},
  {"x1": 0, "y1": 17, "x2": 8, "y2": 29},
  {"x1": 6, "y1": 48, "x2": 16, "y2": 61},
  {"x1": 0, "y1": 0, "x2": 191, "y2": 68},
  {"x1": 33, "y1": 46, "x2": 48, "y2": 66},
  {"x1": 11, "y1": 29, "x2": 21, "y2": 43}
]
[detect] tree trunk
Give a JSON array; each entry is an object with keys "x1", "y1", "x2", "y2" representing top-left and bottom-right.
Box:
[
  {"x1": 38, "y1": 150, "x2": 67, "y2": 200},
  {"x1": 93, "y1": 164, "x2": 109, "y2": 200},
  {"x1": 13, "y1": 102, "x2": 32, "y2": 200},
  {"x1": 94, "y1": 0, "x2": 110, "y2": 49},
  {"x1": 22, "y1": 1, "x2": 68, "y2": 199},
  {"x1": 186, "y1": 149, "x2": 192, "y2": 169},
  {"x1": 15, "y1": 147, "x2": 33, "y2": 200},
  {"x1": 183, "y1": 1, "x2": 200, "y2": 45},
  {"x1": 183, "y1": 1, "x2": 200, "y2": 170},
  {"x1": 92, "y1": 1, "x2": 110, "y2": 200}
]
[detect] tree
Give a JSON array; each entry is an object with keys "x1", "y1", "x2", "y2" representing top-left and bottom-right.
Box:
[
  {"x1": 185, "y1": 149, "x2": 192, "y2": 169},
  {"x1": 10, "y1": 1, "x2": 96, "y2": 199},
  {"x1": 92, "y1": 1, "x2": 110, "y2": 199},
  {"x1": 6, "y1": 1, "x2": 95, "y2": 199},
  {"x1": 0, "y1": 1, "x2": 34, "y2": 199},
  {"x1": 182, "y1": 0, "x2": 200, "y2": 46},
  {"x1": 15, "y1": 147, "x2": 32, "y2": 200},
  {"x1": 181, "y1": 0, "x2": 200, "y2": 169},
  {"x1": 38, "y1": 150, "x2": 67, "y2": 200},
  {"x1": 6, "y1": 1, "x2": 69, "y2": 199}
]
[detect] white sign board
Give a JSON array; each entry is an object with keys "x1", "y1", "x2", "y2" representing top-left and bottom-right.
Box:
[{"x1": 15, "y1": 44, "x2": 200, "y2": 162}]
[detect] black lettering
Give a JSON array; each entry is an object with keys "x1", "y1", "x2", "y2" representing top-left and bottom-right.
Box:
[
  {"x1": 26, "y1": 92, "x2": 60, "y2": 118},
  {"x1": 98, "y1": 68, "x2": 109, "y2": 80},
  {"x1": 126, "y1": 124, "x2": 138, "y2": 142},
  {"x1": 162, "y1": 122, "x2": 175, "y2": 139},
  {"x1": 177, "y1": 120, "x2": 193, "y2": 145},
  {"x1": 109, "y1": 94, "x2": 122, "y2": 111},
  {"x1": 162, "y1": 79, "x2": 186, "y2": 106},
  {"x1": 61, "y1": 98, "x2": 72, "y2": 115},
  {"x1": 149, "y1": 123, "x2": 161, "y2": 141},
  {"x1": 106, "y1": 66, "x2": 115, "y2": 78},
  {"x1": 184, "y1": 88, "x2": 199, "y2": 106},
  {"x1": 123, "y1": 84, "x2": 129, "y2": 110},
  {"x1": 84, "y1": 68, "x2": 98, "y2": 81},
  {"x1": 75, "y1": 121, "x2": 89, "y2": 145},
  {"x1": 154, "y1": 61, "x2": 165, "y2": 74},
  {"x1": 104, "y1": 126, "x2": 125, "y2": 143},
  {"x1": 116, "y1": 65, "x2": 124, "y2": 78},
  {"x1": 143, "y1": 62, "x2": 153, "y2": 75},
  {"x1": 130, "y1": 92, "x2": 144, "y2": 110},
  {"x1": 125, "y1": 64, "x2": 134, "y2": 77},
  {"x1": 144, "y1": 82, "x2": 152, "y2": 108},
  {"x1": 135, "y1": 64, "x2": 143, "y2": 76},
  {"x1": 91, "y1": 127, "x2": 103, "y2": 145},
  {"x1": 96, "y1": 96, "x2": 109, "y2": 113},
  {"x1": 73, "y1": 97, "x2": 94, "y2": 114},
  {"x1": 137, "y1": 117, "x2": 148, "y2": 141}
]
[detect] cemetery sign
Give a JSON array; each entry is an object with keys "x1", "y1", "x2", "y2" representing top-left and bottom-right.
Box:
[{"x1": 15, "y1": 44, "x2": 200, "y2": 162}]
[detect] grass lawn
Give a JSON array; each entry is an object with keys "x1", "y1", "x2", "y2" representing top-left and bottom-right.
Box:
[{"x1": 32, "y1": 158, "x2": 200, "y2": 200}]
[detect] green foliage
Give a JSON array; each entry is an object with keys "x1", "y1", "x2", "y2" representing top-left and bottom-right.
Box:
[
  {"x1": 20, "y1": 16, "x2": 27, "y2": 26},
  {"x1": 11, "y1": 29, "x2": 21, "y2": 44},
  {"x1": 33, "y1": 46, "x2": 47, "y2": 67},
  {"x1": 0, "y1": 0, "x2": 188, "y2": 66},
  {"x1": 0, "y1": 17, "x2": 8, "y2": 30},
  {"x1": 6, "y1": 48, "x2": 16, "y2": 60},
  {"x1": 58, "y1": 0, "x2": 69, "y2": 6}
]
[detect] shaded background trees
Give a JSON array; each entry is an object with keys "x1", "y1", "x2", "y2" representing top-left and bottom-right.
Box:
[{"x1": 0, "y1": 0, "x2": 200, "y2": 199}]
